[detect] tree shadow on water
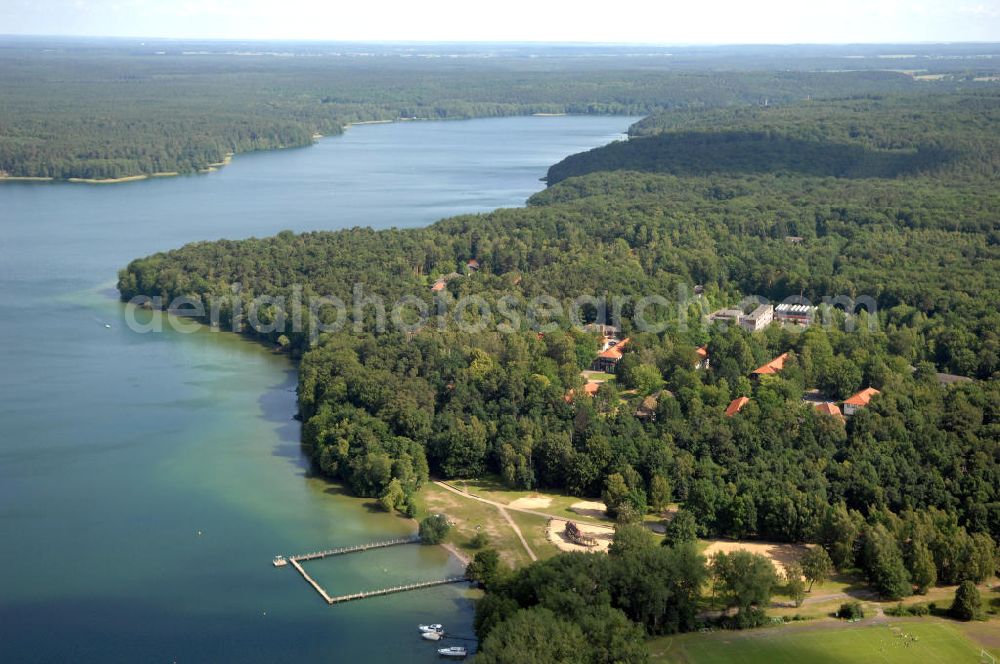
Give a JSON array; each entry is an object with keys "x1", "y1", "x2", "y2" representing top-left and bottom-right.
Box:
[{"x1": 259, "y1": 367, "x2": 307, "y2": 472}]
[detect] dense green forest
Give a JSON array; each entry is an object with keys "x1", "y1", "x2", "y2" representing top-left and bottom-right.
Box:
[
  {"x1": 120, "y1": 91, "x2": 999, "y2": 654},
  {"x1": 547, "y1": 94, "x2": 1000, "y2": 184},
  {"x1": 0, "y1": 38, "x2": 989, "y2": 179}
]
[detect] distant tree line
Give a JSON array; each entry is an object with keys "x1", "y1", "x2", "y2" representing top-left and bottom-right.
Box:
[{"x1": 0, "y1": 46, "x2": 950, "y2": 179}]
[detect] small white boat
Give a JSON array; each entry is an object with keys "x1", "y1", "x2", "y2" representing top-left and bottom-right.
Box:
[
  {"x1": 437, "y1": 646, "x2": 467, "y2": 658},
  {"x1": 421, "y1": 631, "x2": 443, "y2": 641},
  {"x1": 104, "y1": 323, "x2": 112, "y2": 329},
  {"x1": 418, "y1": 624, "x2": 444, "y2": 633},
  {"x1": 272, "y1": 555, "x2": 287, "y2": 567}
]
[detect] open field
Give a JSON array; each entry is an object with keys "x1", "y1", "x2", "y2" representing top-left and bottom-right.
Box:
[
  {"x1": 649, "y1": 618, "x2": 998, "y2": 664},
  {"x1": 769, "y1": 577, "x2": 1000, "y2": 621},
  {"x1": 507, "y1": 509, "x2": 562, "y2": 560},
  {"x1": 768, "y1": 571, "x2": 871, "y2": 615},
  {"x1": 421, "y1": 478, "x2": 622, "y2": 566},
  {"x1": 420, "y1": 481, "x2": 532, "y2": 567},
  {"x1": 446, "y1": 476, "x2": 615, "y2": 525},
  {"x1": 581, "y1": 370, "x2": 616, "y2": 382}
]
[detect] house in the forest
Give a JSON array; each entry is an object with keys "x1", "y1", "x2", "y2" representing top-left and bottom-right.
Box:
[
  {"x1": 814, "y1": 401, "x2": 845, "y2": 422},
  {"x1": 725, "y1": 396, "x2": 750, "y2": 417},
  {"x1": 591, "y1": 338, "x2": 630, "y2": 373},
  {"x1": 751, "y1": 352, "x2": 789, "y2": 378},
  {"x1": 843, "y1": 387, "x2": 880, "y2": 416}
]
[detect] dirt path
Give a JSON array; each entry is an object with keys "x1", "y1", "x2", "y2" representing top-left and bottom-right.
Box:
[
  {"x1": 799, "y1": 588, "x2": 878, "y2": 606},
  {"x1": 434, "y1": 481, "x2": 538, "y2": 562},
  {"x1": 499, "y1": 505, "x2": 537, "y2": 562},
  {"x1": 435, "y1": 481, "x2": 615, "y2": 531}
]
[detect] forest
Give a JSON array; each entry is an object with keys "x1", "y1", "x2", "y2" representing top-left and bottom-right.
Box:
[
  {"x1": 118, "y1": 91, "x2": 1000, "y2": 655},
  {"x1": 547, "y1": 93, "x2": 1000, "y2": 184},
  {"x1": 0, "y1": 38, "x2": 983, "y2": 180}
]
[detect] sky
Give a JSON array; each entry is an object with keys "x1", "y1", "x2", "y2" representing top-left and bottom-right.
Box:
[{"x1": 1, "y1": 0, "x2": 999, "y2": 44}]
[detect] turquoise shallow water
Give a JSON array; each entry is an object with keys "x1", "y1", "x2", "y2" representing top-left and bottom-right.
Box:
[{"x1": 0, "y1": 115, "x2": 636, "y2": 662}]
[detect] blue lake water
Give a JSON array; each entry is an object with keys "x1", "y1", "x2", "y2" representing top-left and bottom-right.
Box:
[{"x1": 0, "y1": 115, "x2": 636, "y2": 662}]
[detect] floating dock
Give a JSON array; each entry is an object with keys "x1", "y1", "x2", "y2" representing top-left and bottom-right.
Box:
[{"x1": 275, "y1": 536, "x2": 466, "y2": 605}]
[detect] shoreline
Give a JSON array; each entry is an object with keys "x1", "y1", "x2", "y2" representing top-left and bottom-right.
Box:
[
  {"x1": 343, "y1": 120, "x2": 394, "y2": 127},
  {"x1": 0, "y1": 175, "x2": 56, "y2": 182},
  {"x1": 0, "y1": 152, "x2": 233, "y2": 185},
  {"x1": 197, "y1": 153, "x2": 235, "y2": 174},
  {"x1": 2, "y1": 113, "x2": 626, "y2": 185},
  {"x1": 441, "y1": 542, "x2": 472, "y2": 566},
  {"x1": 66, "y1": 172, "x2": 180, "y2": 184}
]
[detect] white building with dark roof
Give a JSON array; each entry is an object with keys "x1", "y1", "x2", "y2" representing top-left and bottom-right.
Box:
[{"x1": 775, "y1": 303, "x2": 817, "y2": 326}]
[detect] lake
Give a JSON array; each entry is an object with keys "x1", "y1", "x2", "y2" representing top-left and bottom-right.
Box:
[{"x1": 0, "y1": 115, "x2": 636, "y2": 662}]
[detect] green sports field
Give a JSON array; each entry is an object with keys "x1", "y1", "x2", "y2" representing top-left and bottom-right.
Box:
[{"x1": 650, "y1": 620, "x2": 995, "y2": 664}]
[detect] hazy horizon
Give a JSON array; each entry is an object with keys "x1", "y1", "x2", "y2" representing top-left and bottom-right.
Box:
[
  {"x1": 4, "y1": 34, "x2": 1000, "y2": 47},
  {"x1": 1, "y1": 0, "x2": 998, "y2": 45}
]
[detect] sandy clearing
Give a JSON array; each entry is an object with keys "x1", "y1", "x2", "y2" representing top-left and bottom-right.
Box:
[
  {"x1": 570, "y1": 500, "x2": 608, "y2": 519},
  {"x1": 702, "y1": 540, "x2": 812, "y2": 576},
  {"x1": 508, "y1": 496, "x2": 553, "y2": 510},
  {"x1": 547, "y1": 519, "x2": 613, "y2": 554}
]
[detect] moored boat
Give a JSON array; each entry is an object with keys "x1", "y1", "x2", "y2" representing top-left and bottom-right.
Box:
[
  {"x1": 418, "y1": 624, "x2": 443, "y2": 633},
  {"x1": 421, "y1": 631, "x2": 443, "y2": 641},
  {"x1": 437, "y1": 646, "x2": 467, "y2": 658}
]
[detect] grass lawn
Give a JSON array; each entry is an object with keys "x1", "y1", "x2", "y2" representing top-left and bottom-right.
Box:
[
  {"x1": 419, "y1": 481, "x2": 531, "y2": 567},
  {"x1": 770, "y1": 576, "x2": 999, "y2": 622},
  {"x1": 767, "y1": 571, "x2": 871, "y2": 618},
  {"x1": 506, "y1": 509, "x2": 562, "y2": 560},
  {"x1": 649, "y1": 619, "x2": 997, "y2": 664},
  {"x1": 583, "y1": 371, "x2": 617, "y2": 381},
  {"x1": 446, "y1": 475, "x2": 615, "y2": 526}
]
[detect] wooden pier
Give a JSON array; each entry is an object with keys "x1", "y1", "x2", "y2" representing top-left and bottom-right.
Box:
[
  {"x1": 289, "y1": 558, "x2": 334, "y2": 604},
  {"x1": 283, "y1": 535, "x2": 420, "y2": 563},
  {"x1": 327, "y1": 576, "x2": 467, "y2": 605},
  {"x1": 275, "y1": 535, "x2": 466, "y2": 605}
]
